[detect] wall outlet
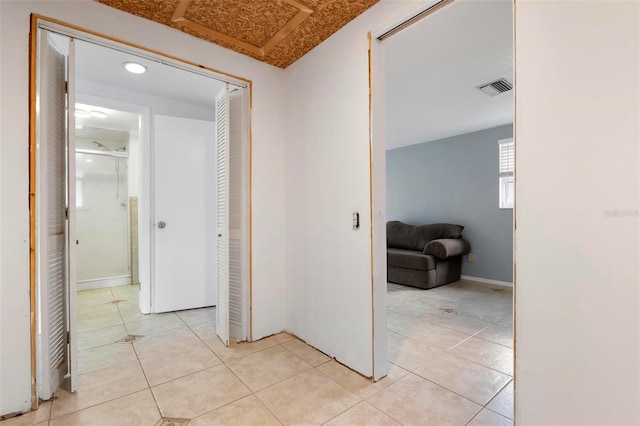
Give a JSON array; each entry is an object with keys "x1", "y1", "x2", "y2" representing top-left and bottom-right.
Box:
[{"x1": 468, "y1": 253, "x2": 476, "y2": 262}]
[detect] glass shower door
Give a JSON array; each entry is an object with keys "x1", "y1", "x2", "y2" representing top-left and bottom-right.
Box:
[{"x1": 76, "y1": 151, "x2": 130, "y2": 285}]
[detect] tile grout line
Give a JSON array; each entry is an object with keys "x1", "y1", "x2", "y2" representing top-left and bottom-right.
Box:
[
  {"x1": 112, "y1": 286, "x2": 164, "y2": 421},
  {"x1": 51, "y1": 287, "x2": 151, "y2": 422},
  {"x1": 151, "y1": 310, "x2": 288, "y2": 423}
]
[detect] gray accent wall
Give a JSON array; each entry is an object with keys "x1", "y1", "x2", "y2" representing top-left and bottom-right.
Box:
[{"x1": 386, "y1": 124, "x2": 513, "y2": 282}]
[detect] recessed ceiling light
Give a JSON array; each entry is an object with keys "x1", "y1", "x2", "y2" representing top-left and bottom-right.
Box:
[
  {"x1": 75, "y1": 109, "x2": 90, "y2": 118},
  {"x1": 123, "y1": 61, "x2": 147, "y2": 74},
  {"x1": 90, "y1": 111, "x2": 107, "y2": 118}
]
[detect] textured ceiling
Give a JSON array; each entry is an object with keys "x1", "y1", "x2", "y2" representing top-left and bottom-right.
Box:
[{"x1": 96, "y1": 0, "x2": 379, "y2": 68}]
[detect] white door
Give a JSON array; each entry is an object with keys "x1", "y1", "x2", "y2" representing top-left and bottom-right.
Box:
[
  {"x1": 216, "y1": 85, "x2": 249, "y2": 345},
  {"x1": 228, "y1": 88, "x2": 248, "y2": 341},
  {"x1": 215, "y1": 85, "x2": 231, "y2": 345},
  {"x1": 153, "y1": 115, "x2": 216, "y2": 313},
  {"x1": 36, "y1": 30, "x2": 77, "y2": 398}
]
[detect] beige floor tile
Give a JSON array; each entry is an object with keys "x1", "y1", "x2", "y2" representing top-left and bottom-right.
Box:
[
  {"x1": 77, "y1": 288, "x2": 114, "y2": 306},
  {"x1": 413, "y1": 353, "x2": 511, "y2": 405},
  {"x1": 187, "y1": 320, "x2": 217, "y2": 341},
  {"x1": 497, "y1": 314, "x2": 513, "y2": 328},
  {"x1": 78, "y1": 324, "x2": 128, "y2": 351},
  {"x1": 387, "y1": 299, "x2": 442, "y2": 319},
  {"x1": 256, "y1": 369, "x2": 360, "y2": 425},
  {"x1": 79, "y1": 342, "x2": 138, "y2": 374},
  {"x1": 77, "y1": 310, "x2": 123, "y2": 333},
  {"x1": 487, "y1": 381, "x2": 513, "y2": 420},
  {"x1": 467, "y1": 408, "x2": 513, "y2": 426},
  {"x1": 133, "y1": 327, "x2": 202, "y2": 359},
  {"x1": 386, "y1": 289, "x2": 411, "y2": 305},
  {"x1": 324, "y1": 401, "x2": 400, "y2": 426},
  {"x1": 175, "y1": 307, "x2": 216, "y2": 325},
  {"x1": 110, "y1": 284, "x2": 139, "y2": 299},
  {"x1": 318, "y1": 361, "x2": 409, "y2": 400},
  {"x1": 226, "y1": 345, "x2": 312, "y2": 391},
  {"x1": 152, "y1": 365, "x2": 251, "y2": 419},
  {"x1": 454, "y1": 304, "x2": 512, "y2": 324},
  {"x1": 475, "y1": 324, "x2": 513, "y2": 348},
  {"x1": 204, "y1": 335, "x2": 278, "y2": 362},
  {"x1": 281, "y1": 338, "x2": 331, "y2": 366},
  {"x1": 1, "y1": 401, "x2": 51, "y2": 426},
  {"x1": 367, "y1": 374, "x2": 481, "y2": 426},
  {"x1": 386, "y1": 311, "x2": 416, "y2": 333},
  {"x1": 449, "y1": 337, "x2": 513, "y2": 375},
  {"x1": 422, "y1": 312, "x2": 493, "y2": 336},
  {"x1": 387, "y1": 283, "x2": 412, "y2": 292},
  {"x1": 140, "y1": 341, "x2": 222, "y2": 386},
  {"x1": 398, "y1": 322, "x2": 471, "y2": 351},
  {"x1": 50, "y1": 360, "x2": 148, "y2": 419},
  {"x1": 189, "y1": 395, "x2": 281, "y2": 426},
  {"x1": 271, "y1": 332, "x2": 295, "y2": 344},
  {"x1": 49, "y1": 390, "x2": 160, "y2": 426},
  {"x1": 387, "y1": 333, "x2": 443, "y2": 371},
  {"x1": 76, "y1": 300, "x2": 119, "y2": 318},
  {"x1": 125, "y1": 313, "x2": 185, "y2": 336},
  {"x1": 117, "y1": 301, "x2": 160, "y2": 323}
]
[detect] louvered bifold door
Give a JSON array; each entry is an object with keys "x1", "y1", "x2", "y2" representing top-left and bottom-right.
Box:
[
  {"x1": 215, "y1": 84, "x2": 231, "y2": 346},
  {"x1": 228, "y1": 89, "x2": 246, "y2": 341},
  {"x1": 37, "y1": 30, "x2": 70, "y2": 400}
]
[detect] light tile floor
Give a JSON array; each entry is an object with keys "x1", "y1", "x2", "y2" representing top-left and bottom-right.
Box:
[{"x1": 2, "y1": 280, "x2": 513, "y2": 425}]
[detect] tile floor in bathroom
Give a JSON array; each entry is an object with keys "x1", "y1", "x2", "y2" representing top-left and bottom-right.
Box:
[{"x1": 4, "y1": 280, "x2": 513, "y2": 425}]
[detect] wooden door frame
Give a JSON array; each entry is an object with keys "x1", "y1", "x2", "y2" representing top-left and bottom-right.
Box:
[{"x1": 29, "y1": 14, "x2": 254, "y2": 407}]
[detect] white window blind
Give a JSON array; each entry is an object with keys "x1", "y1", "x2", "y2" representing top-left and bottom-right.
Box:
[{"x1": 499, "y1": 138, "x2": 514, "y2": 209}]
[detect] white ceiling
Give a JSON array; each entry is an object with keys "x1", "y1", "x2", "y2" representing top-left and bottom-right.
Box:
[
  {"x1": 58, "y1": 0, "x2": 512, "y2": 151},
  {"x1": 75, "y1": 102, "x2": 139, "y2": 146},
  {"x1": 74, "y1": 39, "x2": 225, "y2": 110},
  {"x1": 385, "y1": 0, "x2": 513, "y2": 150}
]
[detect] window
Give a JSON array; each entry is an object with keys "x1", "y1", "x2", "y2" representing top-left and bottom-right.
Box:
[{"x1": 499, "y1": 138, "x2": 514, "y2": 209}]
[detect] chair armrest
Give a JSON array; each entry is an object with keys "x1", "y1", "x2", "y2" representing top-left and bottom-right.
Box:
[{"x1": 423, "y1": 238, "x2": 471, "y2": 259}]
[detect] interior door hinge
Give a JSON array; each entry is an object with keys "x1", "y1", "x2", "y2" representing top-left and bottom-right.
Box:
[
  {"x1": 66, "y1": 331, "x2": 70, "y2": 344},
  {"x1": 65, "y1": 80, "x2": 69, "y2": 94},
  {"x1": 65, "y1": 207, "x2": 69, "y2": 219}
]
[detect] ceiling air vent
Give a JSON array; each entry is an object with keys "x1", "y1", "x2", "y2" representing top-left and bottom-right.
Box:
[{"x1": 477, "y1": 78, "x2": 513, "y2": 96}]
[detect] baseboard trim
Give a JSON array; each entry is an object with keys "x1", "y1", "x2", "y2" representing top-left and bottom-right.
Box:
[
  {"x1": 77, "y1": 275, "x2": 132, "y2": 291},
  {"x1": 460, "y1": 275, "x2": 513, "y2": 288}
]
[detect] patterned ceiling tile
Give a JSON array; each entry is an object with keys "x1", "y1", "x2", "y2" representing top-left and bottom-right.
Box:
[
  {"x1": 95, "y1": 0, "x2": 379, "y2": 68},
  {"x1": 183, "y1": 0, "x2": 300, "y2": 47}
]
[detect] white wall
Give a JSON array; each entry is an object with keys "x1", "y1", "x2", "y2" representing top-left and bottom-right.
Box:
[
  {"x1": 282, "y1": 1, "x2": 425, "y2": 378},
  {"x1": 0, "y1": 0, "x2": 286, "y2": 416},
  {"x1": 514, "y1": 1, "x2": 639, "y2": 424},
  {"x1": 286, "y1": 0, "x2": 639, "y2": 421}
]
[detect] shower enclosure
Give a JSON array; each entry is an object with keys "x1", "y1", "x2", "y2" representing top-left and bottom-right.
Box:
[{"x1": 75, "y1": 146, "x2": 130, "y2": 289}]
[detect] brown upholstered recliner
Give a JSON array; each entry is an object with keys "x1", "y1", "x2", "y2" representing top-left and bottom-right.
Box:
[{"x1": 387, "y1": 221, "x2": 471, "y2": 289}]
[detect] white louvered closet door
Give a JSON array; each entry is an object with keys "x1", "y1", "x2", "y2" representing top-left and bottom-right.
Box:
[
  {"x1": 228, "y1": 88, "x2": 246, "y2": 341},
  {"x1": 215, "y1": 84, "x2": 231, "y2": 346},
  {"x1": 37, "y1": 30, "x2": 74, "y2": 399}
]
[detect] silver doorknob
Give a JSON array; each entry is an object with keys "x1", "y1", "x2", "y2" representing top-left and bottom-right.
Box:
[{"x1": 158, "y1": 221, "x2": 166, "y2": 229}]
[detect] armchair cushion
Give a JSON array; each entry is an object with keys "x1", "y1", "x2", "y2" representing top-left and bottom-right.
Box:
[
  {"x1": 387, "y1": 221, "x2": 464, "y2": 251},
  {"x1": 388, "y1": 248, "x2": 436, "y2": 270},
  {"x1": 424, "y1": 238, "x2": 471, "y2": 259}
]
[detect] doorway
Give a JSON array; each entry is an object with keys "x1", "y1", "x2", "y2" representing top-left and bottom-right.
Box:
[
  {"x1": 372, "y1": 0, "x2": 515, "y2": 423},
  {"x1": 31, "y1": 17, "x2": 252, "y2": 405},
  {"x1": 75, "y1": 103, "x2": 140, "y2": 291}
]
